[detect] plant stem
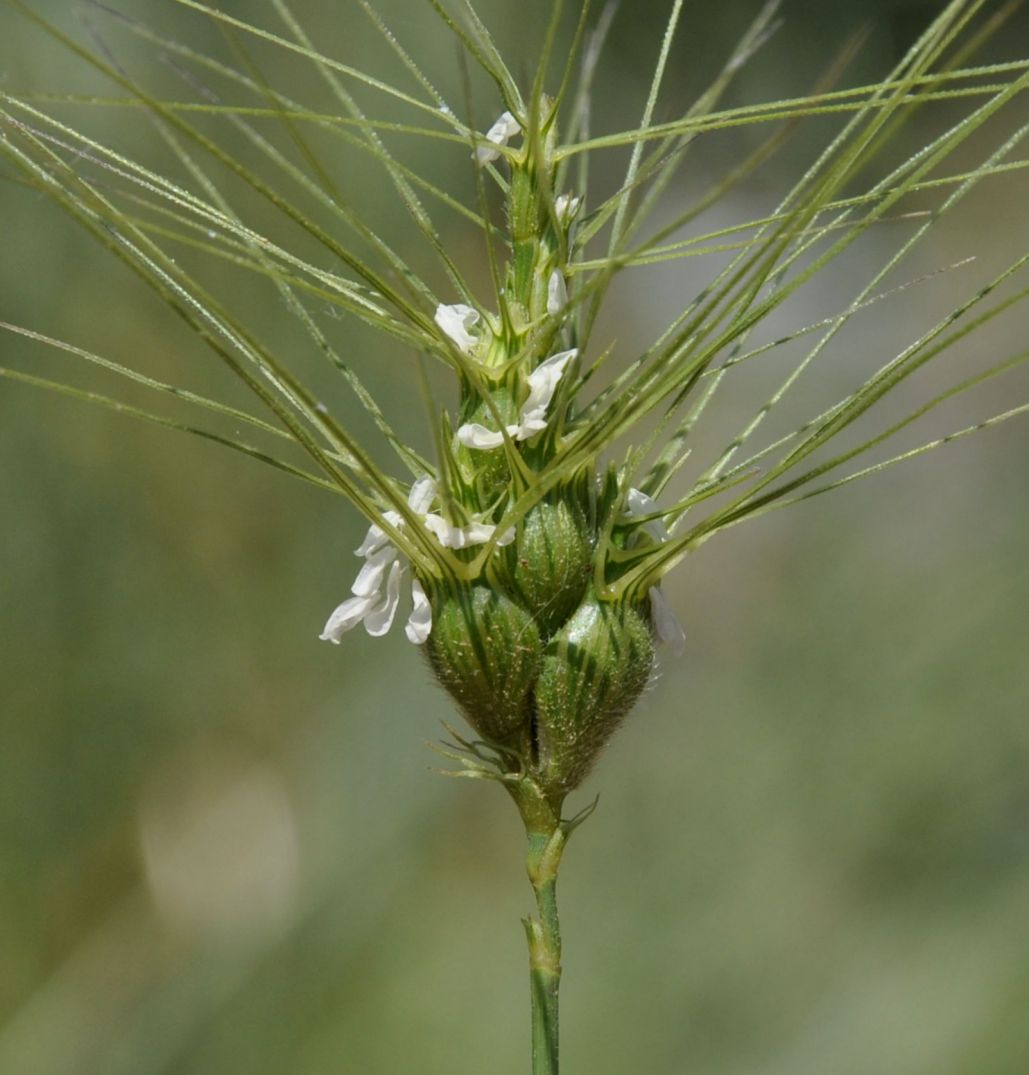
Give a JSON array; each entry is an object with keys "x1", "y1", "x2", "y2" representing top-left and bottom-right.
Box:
[{"x1": 523, "y1": 822, "x2": 565, "y2": 1075}]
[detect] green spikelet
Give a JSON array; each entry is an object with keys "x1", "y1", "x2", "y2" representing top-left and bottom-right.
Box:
[
  {"x1": 510, "y1": 501, "x2": 592, "y2": 638},
  {"x1": 532, "y1": 592, "x2": 655, "y2": 798},
  {"x1": 426, "y1": 586, "x2": 542, "y2": 744}
]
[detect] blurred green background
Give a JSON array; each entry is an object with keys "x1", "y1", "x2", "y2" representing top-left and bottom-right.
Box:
[{"x1": 2, "y1": 2, "x2": 1028, "y2": 1073}]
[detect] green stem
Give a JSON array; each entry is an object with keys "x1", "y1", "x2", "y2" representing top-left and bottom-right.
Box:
[
  {"x1": 507, "y1": 775, "x2": 588, "y2": 1074},
  {"x1": 513, "y1": 782, "x2": 572, "y2": 1075},
  {"x1": 522, "y1": 817, "x2": 566, "y2": 1075}
]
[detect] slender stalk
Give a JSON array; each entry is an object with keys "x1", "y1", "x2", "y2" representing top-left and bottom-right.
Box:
[
  {"x1": 506, "y1": 774, "x2": 570, "y2": 1074},
  {"x1": 523, "y1": 823, "x2": 565, "y2": 1075}
]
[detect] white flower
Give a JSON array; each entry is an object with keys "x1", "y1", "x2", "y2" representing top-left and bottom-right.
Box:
[
  {"x1": 624, "y1": 488, "x2": 686, "y2": 652},
  {"x1": 648, "y1": 585, "x2": 686, "y2": 655},
  {"x1": 434, "y1": 303, "x2": 481, "y2": 354},
  {"x1": 457, "y1": 349, "x2": 577, "y2": 450},
  {"x1": 625, "y1": 487, "x2": 670, "y2": 543},
  {"x1": 554, "y1": 193, "x2": 583, "y2": 224},
  {"x1": 547, "y1": 269, "x2": 567, "y2": 316},
  {"x1": 320, "y1": 552, "x2": 409, "y2": 643},
  {"x1": 474, "y1": 110, "x2": 520, "y2": 164},
  {"x1": 320, "y1": 477, "x2": 512, "y2": 646},
  {"x1": 406, "y1": 578, "x2": 432, "y2": 644}
]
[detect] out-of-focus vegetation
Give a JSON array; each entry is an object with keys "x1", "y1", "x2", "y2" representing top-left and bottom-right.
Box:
[{"x1": 1, "y1": 2, "x2": 1028, "y2": 1073}]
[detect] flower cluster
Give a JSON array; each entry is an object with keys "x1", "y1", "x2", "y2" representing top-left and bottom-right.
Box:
[
  {"x1": 10, "y1": 3, "x2": 1017, "y2": 817},
  {"x1": 456, "y1": 348, "x2": 577, "y2": 449},
  {"x1": 320, "y1": 476, "x2": 513, "y2": 646},
  {"x1": 320, "y1": 107, "x2": 684, "y2": 796}
]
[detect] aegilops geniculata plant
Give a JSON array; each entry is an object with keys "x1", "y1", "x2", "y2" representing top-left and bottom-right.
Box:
[{"x1": 2, "y1": 0, "x2": 1027, "y2": 1070}]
